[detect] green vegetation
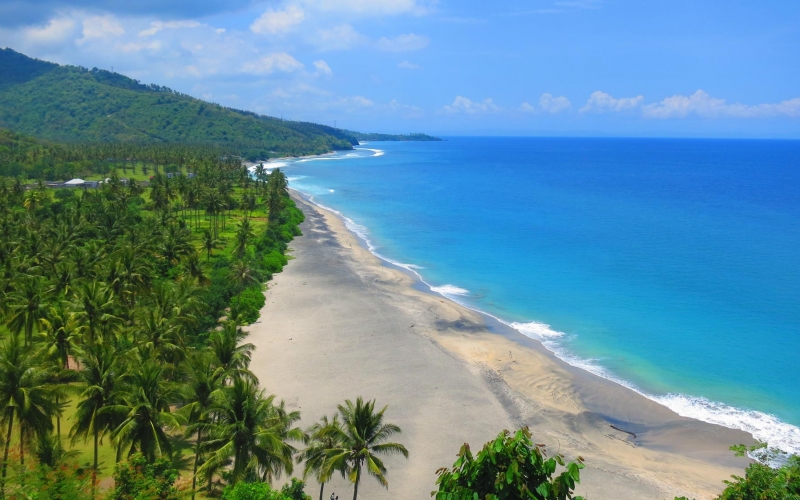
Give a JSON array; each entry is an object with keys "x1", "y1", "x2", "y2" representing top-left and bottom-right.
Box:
[
  {"x1": 0, "y1": 49, "x2": 439, "y2": 161},
  {"x1": 432, "y1": 427, "x2": 585, "y2": 500},
  {"x1": 0, "y1": 139, "x2": 409, "y2": 500},
  {"x1": 345, "y1": 131, "x2": 441, "y2": 142}
]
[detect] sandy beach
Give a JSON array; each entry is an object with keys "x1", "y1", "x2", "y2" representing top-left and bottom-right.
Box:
[{"x1": 246, "y1": 192, "x2": 753, "y2": 500}]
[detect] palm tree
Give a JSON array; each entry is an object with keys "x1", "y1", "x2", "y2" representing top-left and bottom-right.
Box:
[
  {"x1": 179, "y1": 351, "x2": 223, "y2": 500},
  {"x1": 201, "y1": 229, "x2": 221, "y2": 261},
  {"x1": 301, "y1": 415, "x2": 347, "y2": 500},
  {"x1": 233, "y1": 217, "x2": 254, "y2": 260},
  {"x1": 71, "y1": 343, "x2": 123, "y2": 492},
  {"x1": 199, "y1": 377, "x2": 300, "y2": 485},
  {"x1": 70, "y1": 280, "x2": 119, "y2": 344},
  {"x1": 0, "y1": 337, "x2": 56, "y2": 496},
  {"x1": 208, "y1": 320, "x2": 255, "y2": 381},
  {"x1": 181, "y1": 252, "x2": 211, "y2": 286},
  {"x1": 38, "y1": 304, "x2": 80, "y2": 369},
  {"x1": 324, "y1": 398, "x2": 409, "y2": 500},
  {"x1": 107, "y1": 360, "x2": 183, "y2": 462},
  {"x1": 5, "y1": 275, "x2": 49, "y2": 346}
]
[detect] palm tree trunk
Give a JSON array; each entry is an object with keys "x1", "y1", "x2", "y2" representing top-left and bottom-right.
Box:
[
  {"x1": 19, "y1": 426, "x2": 24, "y2": 466},
  {"x1": 352, "y1": 466, "x2": 360, "y2": 500},
  {"x1": 191, "y1": 429, "x2": 202, "y2": 500},
  {"x1": 56, "y1": 395, "x2": 61, "y2": 442},
  {"x1": 1, "y1": 415, "x2": 13, "y2": 496},
  {"x1": 319, "y1": 481, "x2": 325, "y2": 500},
  {"x1": 92, "y1": 427, "x2": 99, "y2": 497}
]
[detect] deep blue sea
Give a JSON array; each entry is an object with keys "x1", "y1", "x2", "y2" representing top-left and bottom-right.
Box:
[{"x1": 273, "y1": 137, "x2": 800, "y2": 453}]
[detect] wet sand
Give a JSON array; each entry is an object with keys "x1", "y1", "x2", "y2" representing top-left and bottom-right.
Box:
[{"x1": 246, "y1": 193, "x2": 752, "y2": 500}]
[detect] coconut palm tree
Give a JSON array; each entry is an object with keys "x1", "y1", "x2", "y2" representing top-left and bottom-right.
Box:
[
  {"x1": 324, "y1": 398, "x2": 409, "y2": 500},
  {"x1": 107, "y1": 360, "x2": 183, "y2": 462},
  {"x1": 0, "y1": 337, "x2": 56, "y2": 496},
  {"x1": 70, "y1": 280, "x2": 119, "y2": 344},
  {"x1": 201, "y1": 229, "x2": 221, "y2": 261},
  {"x1": 208, "y1": 320, "x2": 255, "y2": 381},
  {"x1": 38, "y1": 304, "x2": 81, "y2": 369},
  {"x1": 5, "y1": 275, "x2": 49, "y2": 346},
  {"x1": 71, "y1": 343, "x2": 124, "y2": 492},
  {"x1": 179, "y1": 351, "x2": 224, "y2": 500},
  {"x1": 301, "y1": 415, "x2": 347, "y2": 500},
  {"x1": 199, "y1": 377, "x2": 300, "y2": 485}
]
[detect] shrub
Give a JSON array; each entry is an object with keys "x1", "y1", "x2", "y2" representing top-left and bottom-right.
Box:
[{"x1": 108, "y1": 454, "x2": 180, "y2": 500}]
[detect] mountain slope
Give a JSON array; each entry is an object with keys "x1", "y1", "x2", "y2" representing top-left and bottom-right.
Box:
[{"x1": 0, "y1": 48, "x2": 359, "y2": 157}]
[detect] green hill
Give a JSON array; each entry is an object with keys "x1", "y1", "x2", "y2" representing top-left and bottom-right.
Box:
[{"x1": 0, "y1": 48, "x2": 363, "y2": 158}]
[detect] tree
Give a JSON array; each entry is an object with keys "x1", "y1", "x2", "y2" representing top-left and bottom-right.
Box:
[
  {"x1": 323, "y1": 397, "x2": 408, "y2": 500},
  {"x1": 70, "y1": 280, "x2": 119, "y2": 344},
  {"x1": 179, "y1": 351, "x2": 223, "y2": 500},
  {"x1": 0, "y1": 336, "x2": 56, "y2": 496},
  {"x1": 301, "y1": 415, "x2": 346, "y2": 500},
  {"x1": 201, "y1": 229, "x2": 222, "y2": 261},
  {"x1": 5, "y1": 275, "x2": 49, "y2": 346},
  {"x1": 199, "y1": 377, "x2": 300, "y2": 486},
  {"x1": 433, "y1": 427, "x2": 585, "y2": 500},
  {"x1": 71, "y1": 343, "x2": 124, "y2": 492},
  {"x1": 38, "y1": 304, "x2": 81, "y2": 369},
  {"x1": 107, "y1": 361, "x2": 183, "y2": 462}
]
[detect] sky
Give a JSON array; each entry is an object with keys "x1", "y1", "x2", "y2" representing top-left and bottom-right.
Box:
[{"x1": 1, "y1": 0, "x2": 799, "y2": 138}]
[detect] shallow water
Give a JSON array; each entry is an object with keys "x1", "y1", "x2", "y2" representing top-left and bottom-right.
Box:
[{"x1": 279, "y1": 137, "x2": 800, "y2": 453}]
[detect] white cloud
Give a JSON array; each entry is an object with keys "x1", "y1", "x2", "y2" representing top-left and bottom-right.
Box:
[
  {"x1": 580, "y1": 91, "x2": 644, "y2": 113},
  {"x1": 443, "y1": 96, "x2": 500, "y2": 114},
  {"x1": 539, "y1": 93, "x2": 571, "y2": 113},
  {"x1": 376, "y1": 33, "x2": 429, "y2": 51},
  {"x1": 643, "y1": 90, "x2": 800, "y2": 119},
  {"x1": 250, "y1": 5, "x2": 305, "y2": 35},
  {"x1": 313, "y1": 59, "x2": 332, "y2": 76},
  {"x1": 115, "y1": 40, "x2": 161, "y2": 53},
  {"x1": 327, "y1": 95, "x2": 375, "y2": 110},
  {"x1": 520, "y1": 102, "x2": 536, "y2": 113},
  {"x1": 23, "y1": 17, "x2": 76, "y2": 44},
  {"x1": 397, "y1": 60, "x2": 420, "y2": 70},
  {"x1": 300, "y1": 0, "x2": 433, "y2": 16},
  {"x1": 79, "y1": 15, "x2": 124, "y2": 44},
  {"x1": 242, "y1": 53, "x2": 305, "y2": 74},
  {"x1": 314, "y1": 24, "x2": 366, "y2": 50},
  {"x1": 139, "y1": 20, "x2": 201, "y2": 37}
]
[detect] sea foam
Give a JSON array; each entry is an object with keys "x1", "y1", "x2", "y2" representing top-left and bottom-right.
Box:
[{"x1": 430, "y1": 284, "x2": 471, "y2": 297}]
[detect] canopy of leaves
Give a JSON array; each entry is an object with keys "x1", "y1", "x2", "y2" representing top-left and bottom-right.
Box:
[
  {"x1": 0, "y1": 49, "x2": 355, "y2": 157},
  {"x1": 433, "y1": 427, "x2": 585, "y2": 500},
  {"x1": 108, "y1": 454, "x2": 181, "y2": 500}
]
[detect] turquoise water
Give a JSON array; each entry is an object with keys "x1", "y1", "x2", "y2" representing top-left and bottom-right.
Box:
[{"x1": 277, "y1": 137, "x2": 800, "y2": 452}]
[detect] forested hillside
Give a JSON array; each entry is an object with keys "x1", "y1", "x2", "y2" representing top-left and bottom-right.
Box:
[{"x1": 0, "y1": 48, "x2": 357, "y2": 158}]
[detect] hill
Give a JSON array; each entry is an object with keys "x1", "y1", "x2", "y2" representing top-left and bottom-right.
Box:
[{"x1": 0, "y1": 48, "x2": 435, "y2": 158}]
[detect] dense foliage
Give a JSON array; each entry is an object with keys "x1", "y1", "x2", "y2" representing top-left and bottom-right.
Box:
[
  {"x1": 0, "y1": 49, "x2": 354, "y2": 157},
  {"x1": 433, "y1": 427, "x2": 584, "y2": 500},
  {"x1": 0, "y1": 138, "x2": 409, "y2": 500}
]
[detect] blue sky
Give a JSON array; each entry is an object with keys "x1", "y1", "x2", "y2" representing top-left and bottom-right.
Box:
[{"x1": 1, "y1": 0, "x2": 799, "y2": 137}]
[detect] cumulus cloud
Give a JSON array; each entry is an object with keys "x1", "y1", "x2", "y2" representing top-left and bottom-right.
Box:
[
  {"x1": 250, "y1": 5, "x2": 305, "y2": 35},
  {"x1": 21, "y1": 17, "x2": 76, "y2": 44},
  {"x1": 580, "y1": 91, "x2": 644, "y2": 113},
  {"x1": 78, "y1": 15, "x2": 124, "y2": 43},
  {"x1": 314, "y1": 24, "x2": 367, "y2": 50},
  {"x1": 139, "y1": 20, "x2": 200, "y2": 37},
  {"x1": 397, "y1": 60, "x2": 420, "y2": 70},
  {"x1": 539, "y1": 93, "x2": 571, "y2": 113},
  {"x1": 313, "y1": 59, "x2": 332, "y2": 76},
  {"x1": 116, "y1": 40, "x2": 161, "y2": 53},
  {"x1": 443, "y1": 96, "x2": 500, "y2": 114},
  {"x1": 376, "y1": 33, "x2": 429, "y2": 51},
  {"x1": 242, "y1": 53, "x2": 305, "y2": 74},
  {"x1": 643, "y1": 90, "x2": 800, "y2": 119}
]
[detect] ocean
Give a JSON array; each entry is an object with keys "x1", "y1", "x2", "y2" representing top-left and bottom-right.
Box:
[{"x1": 274, "y1": 137, "x2": 800, "y2": 454}]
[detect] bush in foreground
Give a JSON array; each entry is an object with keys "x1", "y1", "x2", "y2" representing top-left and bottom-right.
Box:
[{"x1": 432, "y1": 427, "x2": 585, "y2": 500}]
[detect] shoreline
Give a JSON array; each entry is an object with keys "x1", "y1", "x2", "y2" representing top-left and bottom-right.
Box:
[{"x1": 247, "y1": 191, "x2": 753, "y2": 499}]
